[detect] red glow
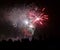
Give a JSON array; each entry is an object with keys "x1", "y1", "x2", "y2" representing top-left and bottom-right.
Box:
[
  {"x1": 22, "y1": 29, "x2": 32, "y2": 36},
  {"x1": 28, "y1": 7, "x2": 48, "y2": 27}
]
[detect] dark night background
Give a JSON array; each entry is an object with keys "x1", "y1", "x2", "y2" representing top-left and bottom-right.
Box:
[{"x1": 0, "y1": 0, "x2": 60, "y2": 48}]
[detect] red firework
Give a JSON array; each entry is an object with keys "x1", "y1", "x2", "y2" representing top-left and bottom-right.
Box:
[{"x1": 28, "y1": 8, "x2": 48, "y2": 27}]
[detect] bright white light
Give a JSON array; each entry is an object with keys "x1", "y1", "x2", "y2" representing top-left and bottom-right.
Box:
[
  {"x1": 24, "y1": 20, "x2": 29, "y2": 25},
  {"x1": 29, "y1": 24, "x2": 34, "y2": 28},
  {"x1": 36, "y1": 17, "x2": 40, "y2": 21}
]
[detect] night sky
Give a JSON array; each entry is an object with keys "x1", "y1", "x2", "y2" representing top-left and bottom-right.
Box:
[
  {"x1": 0, "y1": 0, "x2": 59, "y2": 39},
  {"x1": 0, "y1": 0, "x2": 60, "y2": 48}
]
